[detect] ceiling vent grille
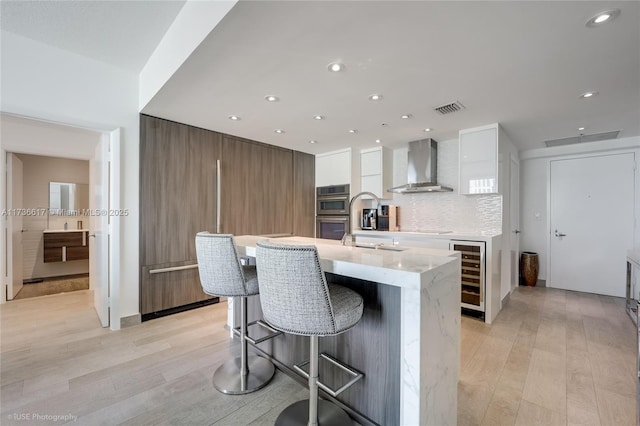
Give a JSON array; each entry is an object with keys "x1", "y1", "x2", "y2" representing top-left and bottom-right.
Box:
[
  {"x1": 544, "y1": 130, "x2": 620, "y2": 148},
  {"x1": 433, "y1": 101, "x2": 465, "y2": 115}
]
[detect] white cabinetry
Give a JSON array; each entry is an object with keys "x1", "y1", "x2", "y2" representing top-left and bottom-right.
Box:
[
  {"x1": 459, "y1": 123, "x2": 499, "y2": 195},
  {"x1": 360, "y1": 147, "x2": 393, "y2": 198},
  {"x1": 392, "y1": 235, "x2": 452, "y2": 250},
  {"x1": 315, "y1": 148, "x2": 357, "y2": 188}
]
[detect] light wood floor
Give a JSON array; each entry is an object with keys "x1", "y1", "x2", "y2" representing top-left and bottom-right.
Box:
[{"x1": 0, "y1": 287, "x2": 636, "y2": 425}]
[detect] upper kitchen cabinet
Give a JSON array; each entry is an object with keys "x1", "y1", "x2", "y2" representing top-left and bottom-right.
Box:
[
  {"x1": 459, "y1": 123, "x2": 499, "y2": 194},
  {"x1": 315, "y1": 148, "x2": 360, "y2": 190},
  {"x1": 360, "y1": 146, "x2": 393, "y2": 199}
]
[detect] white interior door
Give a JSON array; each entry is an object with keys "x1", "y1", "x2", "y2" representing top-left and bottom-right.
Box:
[
  {"x1": 6, "y1": 153, "x2": 24, "y2": 299},
  {"x1": 510, "y1": 156, "x2": 520, "y2": 291},
  {"x1": 90, "y1": 134, "x2": 109, "y2": 327},
  {"x1": 549, "y1": 153, "x2": 635, "y2": 297}
]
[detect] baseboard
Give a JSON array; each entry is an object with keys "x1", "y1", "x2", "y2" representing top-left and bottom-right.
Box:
[
  {"x1": 501, "y1": 292, "x2": 511, "y2": 308},
  {"x1": 120, "y1": 313, "x2": 142, "y2": 328}
]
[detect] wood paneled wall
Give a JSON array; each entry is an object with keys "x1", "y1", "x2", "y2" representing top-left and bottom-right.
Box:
[
  {"x1": 139, "y1": 115, "x2": 315, "y2": 315},
  {"x1": 293, "y1": 151, "x2": 315, "y2": 237}
]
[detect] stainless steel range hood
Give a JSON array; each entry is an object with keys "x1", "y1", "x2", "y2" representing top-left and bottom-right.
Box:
[{"x1": 388, "y1": 139, "x2": 453, "y2": 193}]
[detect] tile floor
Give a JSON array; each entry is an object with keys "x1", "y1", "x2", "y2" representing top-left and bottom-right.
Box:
[{"x1": 14, "y1": 275, "x2": 89, "y2": 300}]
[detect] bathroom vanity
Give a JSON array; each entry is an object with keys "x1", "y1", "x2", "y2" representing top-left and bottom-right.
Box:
[{"x1": 43, "y1": 230, "x2": 89, "y2": 262}]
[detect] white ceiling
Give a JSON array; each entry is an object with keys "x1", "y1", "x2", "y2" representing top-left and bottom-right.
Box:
[
  {"x1": 0, "y1": 0, "x2": 186, "y2": 72},
  {"x1": 2, "y1": 1, "x2": 638, "y2": 153}
]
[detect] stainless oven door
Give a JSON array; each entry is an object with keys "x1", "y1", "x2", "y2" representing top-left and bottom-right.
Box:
[
  {"x1": 317, "y1": 196, "x2": 349, "y2": 215},
  {"x1": 316, "y1": 216, "x2": 349, "y2": 240}
]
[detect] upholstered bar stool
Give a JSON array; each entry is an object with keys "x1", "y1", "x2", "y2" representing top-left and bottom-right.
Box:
[
  {"x1": 256, "y1": 241, "x2": 364, "y2": 426},
  {"x1": 195, "y1": 232, "x2": 277, "y2": 395}
]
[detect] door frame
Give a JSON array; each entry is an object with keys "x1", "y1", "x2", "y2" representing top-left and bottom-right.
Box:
[
  {"x1": 6, "y1": 153, "x2": 24, "y2": 300},
  {"x1": 0, "y1": 115, "x2": 121, "y2": 330},
  {"x1": 509, "y1": 153, "x2": 520, "y2": 292},
  {"x1": 546, "y1": 151, "x2": 637, "y2": 292}
]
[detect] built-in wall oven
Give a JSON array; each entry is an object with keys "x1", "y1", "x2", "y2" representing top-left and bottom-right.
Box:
[
  {"x1": 316, "y1": 184, "x2": 350, "y2": 240},
  {"x1": 450, "y1": 240, "x2": 486, "y2": 314},
  {"x1": 316, "y1": 215, "x2": 350, "y2": 240},
  {"x1": 317, "y1": 184, "x2": 350, "y2": 215}
]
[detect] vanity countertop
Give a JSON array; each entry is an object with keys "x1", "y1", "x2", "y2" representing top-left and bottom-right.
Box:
[{"x1": 43, "y1": 229, "x2": 87, "y2": 234}]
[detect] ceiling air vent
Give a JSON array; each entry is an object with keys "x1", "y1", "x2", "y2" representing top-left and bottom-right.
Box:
[
  {"x1": 433, "y1": 101, "x2": 465, "y2": 115},
  {"x1": 544, "y1": 130, "x2": 620, "y2": 148}
]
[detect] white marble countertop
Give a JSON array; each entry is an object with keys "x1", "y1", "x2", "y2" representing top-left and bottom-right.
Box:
[
  {"x1": 352, "y1": 229, "x2": 501, "y2": 242},
  {"x1": 233, "y1": 234, "x2": 461, "y2": 425},
  {"x1": 234, "y1": 235, "x2": 459, "y2": 290},
  {"x1": 42, "y1": 229, "x2": 87, "y2": 233},
  {"x1": 628, "y1": 249, "x2": 640, "y2": 265}
]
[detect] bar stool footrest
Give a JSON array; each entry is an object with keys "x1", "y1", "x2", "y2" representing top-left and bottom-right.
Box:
[
  {"x1": 293, "y1": 352, "x2": 364, "y2": 397},
  {"x1": 233, "y1": 320, "x2": 282, "y2": 345}
]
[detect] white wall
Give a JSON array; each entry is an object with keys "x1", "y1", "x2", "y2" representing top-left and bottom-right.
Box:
[
  {"x1": 519, "y1": 136, "x2": 640, "y2": 281},
  {"x1": 1, "y1": 31, "x2": 140, "y2": 322},
  {"x1": 17, "y1": 154, "x2": 91, "y2": 279},
  {"x1": 139, "y1": 0, "x2": 236, "y2": 109}
]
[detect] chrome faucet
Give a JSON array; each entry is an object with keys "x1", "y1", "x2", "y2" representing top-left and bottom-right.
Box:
[{"x1": 342, "y1": 191, "x2": 381, "y2": 245}]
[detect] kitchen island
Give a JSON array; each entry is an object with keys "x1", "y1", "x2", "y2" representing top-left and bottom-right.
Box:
[{"x1": 231, "y1": 236, "x2": 460, "y2": 426}]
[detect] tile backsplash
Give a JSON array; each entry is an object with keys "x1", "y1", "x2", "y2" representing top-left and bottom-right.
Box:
[{"x1": 389, "y1": 139, "x2": 502, "y2": 235}]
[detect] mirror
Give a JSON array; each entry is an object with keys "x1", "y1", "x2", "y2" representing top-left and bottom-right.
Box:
[{"x1": 49, "y1": 182, "x2": 89, "y2": 215}]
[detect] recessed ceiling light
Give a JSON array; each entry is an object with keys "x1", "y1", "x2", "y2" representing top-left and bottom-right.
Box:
[
  {"x1": 274, "y1": 129, "x2": 285, "y2": 134},
  {"x1": 309, "y1": 140, "x2": 317, "y2": 144},
  {"x1": 578, "y1": 127, "x2": 585, "y2": 131},
  {"x1": 369, "y1": 94, "x2": 383, "y2": 101},
  {"x1": 313, "y1": 115, "x2": 325, "y2": 120},
  {"x1": 264, "y1": 95, "x2": 279, "y2": 102},
  {"x1": 401, "y1": 114, "x2": 412, "y2": 119},
  {"x1": 375, "y1": 139, "x2": 381, "y2": 144},
  {"x1": 423, "y1": 128, "x2": 432, "y2": 132},
  {"x1": 327, "y1": 62, "x2": 345, "y2": 72},
  {"x1": 586, "y1": 9, "x2": 620, "y2": 27},
  {"x1": 228, "y1": 115, "x2": 241, "y2": 121},
  {"x1": 348, "y1": 129, "x2": 358, "y2": 134},
  {"x1": 580, "y1": 91, "x2": 598, "y2": 99}
]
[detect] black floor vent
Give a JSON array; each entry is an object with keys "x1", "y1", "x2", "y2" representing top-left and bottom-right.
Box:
[{"x1": 141, "y1": 297, "x2": 220, "y2": 322}]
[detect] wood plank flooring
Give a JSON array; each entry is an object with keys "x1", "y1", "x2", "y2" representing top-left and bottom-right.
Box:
[{"x1": 1, "y1": 286, "x2": 636, "y2": 425}]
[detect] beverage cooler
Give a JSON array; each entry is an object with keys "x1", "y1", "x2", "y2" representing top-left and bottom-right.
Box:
[{"x1": 449, "y1": 241, "x2": 486, "y2": 313}]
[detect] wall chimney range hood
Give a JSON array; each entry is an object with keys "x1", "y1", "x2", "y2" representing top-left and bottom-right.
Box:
[{"x1": 387, "y1": 139, "x2": 453, "y2": 193}]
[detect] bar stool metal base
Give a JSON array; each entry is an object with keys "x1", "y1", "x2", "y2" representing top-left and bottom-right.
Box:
[
  {"x1": 212, "y1": 355, "x2": 275, "y2": 395},
  {"x1": 275, "y1": 399, "x2": 352, "y2": 426}
]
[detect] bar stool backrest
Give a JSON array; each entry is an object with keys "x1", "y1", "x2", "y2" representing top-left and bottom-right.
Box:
[
  {"x1": 195, "y1": 232, "x2": 252, "y2": 297},
  {"x1": 256, "y1": 241, "x2": 337, "y2": 336}
]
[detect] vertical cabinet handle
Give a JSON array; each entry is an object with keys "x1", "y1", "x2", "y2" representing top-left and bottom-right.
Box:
[{"x1": 216, "y1": 159, "x2": 221, "y2": 233}]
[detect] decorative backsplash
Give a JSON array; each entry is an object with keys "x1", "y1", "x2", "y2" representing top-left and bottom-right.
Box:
[{"x1": 390, "y1": 139, "x2": 502, "y2": 235}]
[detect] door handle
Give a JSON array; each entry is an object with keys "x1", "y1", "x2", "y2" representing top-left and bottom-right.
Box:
[
  {"x1": 554, "y1": 229, "x2": 567, "y2": 238},
  {"x1": 513, "y1": 229, "x2": 521, "y2": 234}
]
